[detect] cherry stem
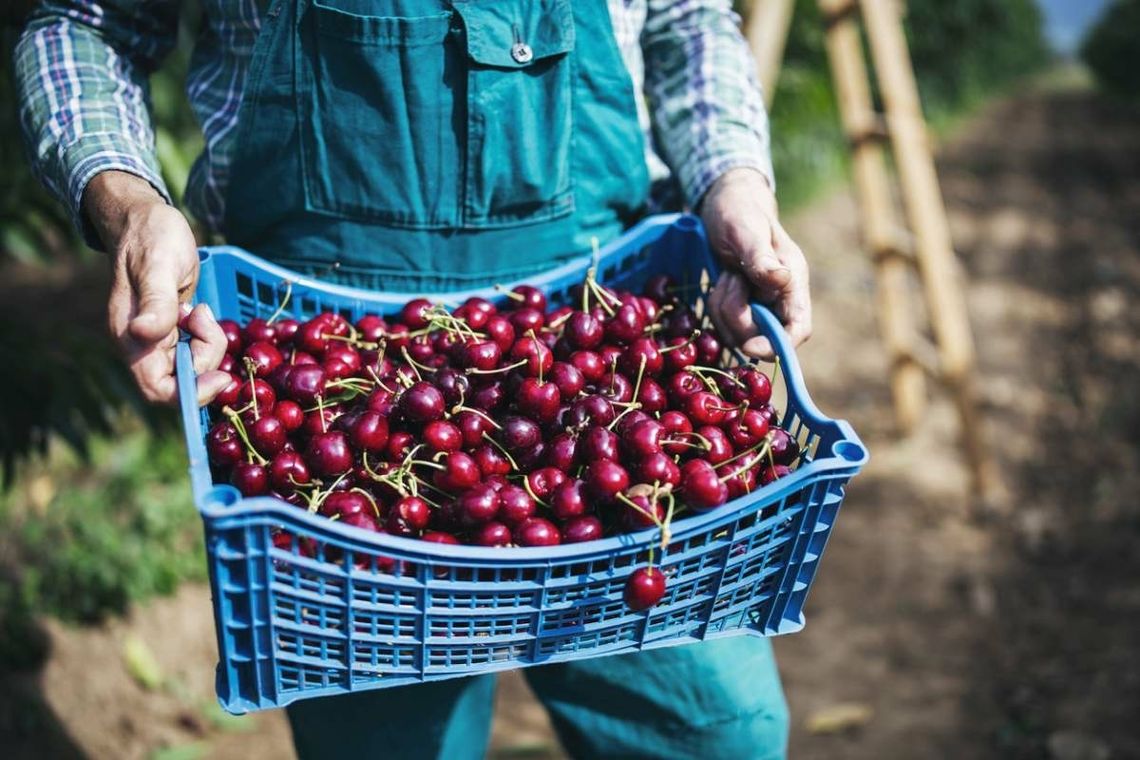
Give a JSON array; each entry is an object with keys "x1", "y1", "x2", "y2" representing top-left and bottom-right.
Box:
[
  {"x1": 222, "y1": 407, "x2": 267, "y2": 466},
  {"x1": 316, "y1": 394, "x2": 327, "y2": 434},
  {"x1": 607, "y1": 401, "x2": 644, "y2": 431},
  {"x1": 266, "y1": 280, "x2": 293, "y2": 324},
  {"x1": 494, "y1": 285, "x2": 526, "y2": 303},
  {"x1": 658, "y1": 331, "x2": 701, "y2": 353},
  {"x1": 244, "y1": 358, "x2": 260, "y2": 420},
  {"x1": 450, "y1": 405, "x2": 502, "y2": 430},
  {"x1": 720, "y1": 437, "x2": 773, "y2": 468},
  {"x1": 522, "y1": 476, "x2": 549, "y2": 508},
  {"x1": 546, "y1": 310, "x2": 573, "y2": 332},
  {"x1": 528, "y1": 329, "x2": 544, "y2": 384},
  {"x1": 689, "y1": 364, "x2": 744, "y2": 387},
  {"x1": 400, "y1": 347, "x2": 427, "y2": 380},
  {"x1": 467, "y1": 358, "x2": 527, "y2": 375},
  {"x1": 719, "y1": 440, "x2": 771, "y2": 483},
  {"x1": 350, "y1": 487, "x2": 381, "y2": 517},
  {"x1": 481, "y1": 432, "x2": 519, "y2": 472}
]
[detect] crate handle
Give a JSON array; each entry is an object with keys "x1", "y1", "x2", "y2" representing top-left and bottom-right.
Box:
[{"x1": 175, "y1": 339, "x2": 214, "y2": 505}]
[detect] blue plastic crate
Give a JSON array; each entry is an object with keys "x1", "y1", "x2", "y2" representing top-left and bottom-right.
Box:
[{"x1": 176, "y1": 214, "x2": 867, "y2": 714}]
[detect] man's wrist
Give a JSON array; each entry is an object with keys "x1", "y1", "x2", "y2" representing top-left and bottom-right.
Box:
[
  {"x1": 701, "y1": 167, "x2": 779, "y2": 219},
  {"x1": 81, "y1": 170, "x2": 168, "y2": 252}
]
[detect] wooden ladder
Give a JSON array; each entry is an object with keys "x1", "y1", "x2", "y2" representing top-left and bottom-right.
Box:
[{"x1": 747, "y1": 0, "x2": 996, "y2": 498}]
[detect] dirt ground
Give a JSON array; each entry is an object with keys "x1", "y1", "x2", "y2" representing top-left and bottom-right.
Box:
[{"x1": 2, "y1": 81, "x2": 1138, "y2": 759}]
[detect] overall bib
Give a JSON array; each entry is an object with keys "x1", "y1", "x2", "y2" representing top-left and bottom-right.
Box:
[{"x1": 224, "y1": 1, "x2": 788, "y2": 756}]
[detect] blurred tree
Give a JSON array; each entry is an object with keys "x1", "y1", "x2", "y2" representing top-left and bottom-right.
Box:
[{"x1": 1082, "y1": 0, "x2": 1140, "y2": 99}]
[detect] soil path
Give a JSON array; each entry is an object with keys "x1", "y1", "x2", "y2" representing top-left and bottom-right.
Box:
[{"x1": 3, "y1": 81, "x2": 1138, "y2": 759}]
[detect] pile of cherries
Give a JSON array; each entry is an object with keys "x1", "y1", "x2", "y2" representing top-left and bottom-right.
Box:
[{"x1": 205, "y1": 272, "x2": 799, "y2": 611}]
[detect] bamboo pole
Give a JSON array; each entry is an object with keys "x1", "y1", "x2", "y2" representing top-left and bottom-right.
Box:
[
  {"x1": 745, "y1": 0, "x2": 797, "y2": 107},
  {"x1": 859, "y1": 0, "x2": 994, "y2": 494},
  {"x1": 819, "y1": 0, "x2": 926, "y2": 432}
]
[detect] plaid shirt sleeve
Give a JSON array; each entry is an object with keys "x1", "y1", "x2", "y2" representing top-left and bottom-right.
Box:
[
  {"x1": 642, "y1": 0, "x2": 775, "y2": 209},
  {"x1": 14, "y1": 0, "x2": 180, "y2": 248}
]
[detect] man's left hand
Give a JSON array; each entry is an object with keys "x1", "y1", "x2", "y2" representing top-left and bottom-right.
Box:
[{"x1": 700, "y1": 168, "x2": 812, "y2": 360}]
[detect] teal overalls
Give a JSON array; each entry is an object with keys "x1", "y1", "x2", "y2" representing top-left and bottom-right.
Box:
[{"x1": 225, "y1": 0, "x2": 789, "y2": 756}]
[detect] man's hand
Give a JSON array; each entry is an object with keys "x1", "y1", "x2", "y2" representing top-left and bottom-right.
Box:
[
  {"x1": 85, "y1": 171, "x2": 230, "y2": 405},
  {"x1": 700, "y1": 168, "x2": 812, "y2": 360}
]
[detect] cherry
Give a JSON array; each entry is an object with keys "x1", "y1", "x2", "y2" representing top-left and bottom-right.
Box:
[
  {"x1": 718, "y1": 461, "x2": 757, "y2": 500},
  {"x1": 269, "y1": 451, "x2": 311, "y2": 492},
  {"x1": 350, "y1": 410, "x2": 389, "y2": 453},
  {"x1": 615, "y1": 409, "x2": 652, "y2": 438},
  {"x1": 296, "y1": 318, "x2": 330, "y2": 355},
  {"x1": 644, "y1": 274, "x2": 674, "y2": 304},
  {"x1": 508, "y1": 307, "x2": 545, "y2": 335},
  {"x1": 549, "y1": 362, "x2": 585, "y2": 399},
  {"x1": 621, "y1": 419, "x2": 664, "y2": 460},
  {"x1": 422, "y1": 531, "x2": 462, "y2": 546},
  {"x1": 387, "y1": 496, "x2": 431, "y2": 534},
  {"x1": 249, "y1": 415, "x2": 287, "y2": 457},
  {"x1": 605, "y1": 303, "x2": 645, "y2": 345},
  {"x1": 472, "y1": 444, "x2": 511, "y2": 479},
  {"x1": 509, "y1": 336, "x2": 553, "y2": 377},
  {"x1": 619, "y1": 337, "x2": 663, "y2": 377},
  {"x1": 565, "y1": 312, "x2": 604, "y2": 350},
  {"x1": 284, "y1": 364, "x2": 326, "y2": 404},
  {"x1": 624, "y1": 567, "x2": 666, "y2": 611},
  {"x1": 303, "y1": 407, "x2": 340, "y2": 437},
  {"x1": 307, "y1": 431, "x2": 353, "y2": 477},
  {"x1": 562, "y1": 515, "x2": 604, "y2": 544},
  {"x1": 550, "y1": 479, "x2": 588, "y2": 520},
  {"x1": 423, "y1": 419, "x2": 462, "y2": 453},
  {"x1": 322, "y1": 490, "x2": 371, "y2": 520},
  {"x1": 207, "y1": 422, "x2": 243, "y2": 466},
  {"x1": 518, "y1": 378, "x2": 561, "y2": 423},
  {"x1": 569, "y1": 350, "x2": 606, "y2": 383},
  {"x1": 485, "y1": 315, "x2": 516, "y2": 353},
  {"x1": 456, "y1": 484, "x2": 500, "y2": 527},
  {"x1": 238, "y1": 378, "x2": 276, "y2": 413},
  {"x1": 273, "y1": 400, "x2": 304, "y2": 432},
  {"x1": 463, "y1": 296, "x2": 497, "y2": 318},
  {"x1": 569, "y1": 395, "x2": 615, "y2": 427},
  {"x1": 497, "y1": 485, "x2": 536, "y2": 526},
  {"x1": 730, "y1": 367, "x2": 772, "y2": 406},
  {"x1": 667, "y1": 371, "x2": 704, "y2": 406},
  {"x1": 324, "y1": 343, "x2": 361, "y2": 376},
  {"x1": 662, "y1": 337, "x2": 698, "y2": 373},
  {"x1": 545, "y1": 432, "x2": 579, "y2": 472},
  {"x1": 473, "y1": 521, "x2": 513, "y2": 547},
  {"x1": 725, "y1": 408, "x2": 770, "y2": 449},
  {"x1": 500, "y1": 415, "x2": 541, "y2": 452},
  {"x1": 580, "y1": 425, "x2": 619, "y2": 462},
  {"x1": 442, "y1": 451, "x2": 483, "y2": 490},
  {"x1": 768, "y1": 428, "x2": 800, "y2": 465},
  {"x1": 658, "y1": 411, "x2": 693, "y2": 456},
  {"x1": 401, "y1": 298, "x2": 434, "y2": 329},
  {"x1": 231, "y1": 461, "x2": 268, "y2": 496},
  {"x1": 621, "y1": 494, "x2": 665, "y2": 531},
  {"x1": 695, "y1": 332, "x2": 721, "y2": 364},
  {"x1": 514, "y1": 517, "x2": 561, "y2": 547},
  {"x1": 355, "y1": 314, "x2": 387, "y2": 342},
  {"x1": 584, "y1": 460, "x2": 630, "y2": 502},
  {"x1": 759, "y1": 464, "x2": 792, "y2": 485},
  {"x1": 680, "y1": 459, "x2": 728, "y2": 511},
  {"x1": 599, "y1": 372, "x2": 633, "y2": 404},
  {"x1": 383, "y1": 430, "x2": 414, "y2": 462},
  {"x1": 635, "y1": 378, "x2": 668, "y2": 414},
  {"x1": 510, "y1": 284, "x2": 547, "y2": 312},
  {"x1": 470, "y1": 380, "x2": 506, "y2": 412},
  {"x1": 399, "y1": 381, "x2": 445, "y2": 422},
  {"x1": 637, "y1": 452, "x2": 681, "y2": 487},
  {"x1": 244, "y1": 341, "x2": 283, "y2": 377},
  {"x1": 698, "y1": 425, "x2": 733, "y2": 465},
  {"x1": 243, "y1": 318, "x2": 276, "y2": 344},
  {"x1": 214, "y1": 369, "x2": 241, "y2": 406},
  {"x1": 686, "y1": 391, "x2": 731, "y2": 426},
  {"x1": 219, "y1": 319, "x2": 243, "y2": 355}
]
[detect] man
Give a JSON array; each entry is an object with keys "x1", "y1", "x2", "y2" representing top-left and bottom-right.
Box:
[{"x1": 16, "y1": 1, "x2": 811, "y2": 757}]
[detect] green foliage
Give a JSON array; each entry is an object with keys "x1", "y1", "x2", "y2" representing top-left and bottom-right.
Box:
[
  {"x1": 1081, "y1": 0, "x2": 1140, "y2": 99},
  {"x1": 0, "y1": 430, "x2": 205, "y2": 633}
]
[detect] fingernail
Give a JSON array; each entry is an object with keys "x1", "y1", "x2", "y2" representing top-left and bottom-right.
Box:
[{"x1": 179, "y1": 301, "x2": 193, "y2": 317}]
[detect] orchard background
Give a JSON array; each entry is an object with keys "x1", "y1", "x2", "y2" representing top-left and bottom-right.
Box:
[{"x1": 2, "y1": 1, "x2": 1138, "y2": 758}]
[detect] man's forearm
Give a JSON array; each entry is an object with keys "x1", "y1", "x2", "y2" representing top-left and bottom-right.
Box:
[
  {"x1": 642, "y1": 0, "x2": 775, "y2": 209},
  {"x1": 83, "y1": 171, "x2": 170, "y2": 252},
  {"x1": 14, "y1": 0, "x2": 179, "y2": 249}
]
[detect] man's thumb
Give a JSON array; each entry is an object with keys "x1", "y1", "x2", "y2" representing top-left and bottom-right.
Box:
[{"x1": 128, "y1": 263, "x2": 181, "y2": 343}]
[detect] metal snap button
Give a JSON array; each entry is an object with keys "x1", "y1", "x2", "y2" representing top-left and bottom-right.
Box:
[{"x1": 510, "y1": 42, "x2": 533, "y2": 64}]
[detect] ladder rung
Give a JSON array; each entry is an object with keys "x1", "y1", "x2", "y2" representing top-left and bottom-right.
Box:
[
  {"x1": 870, "y1": 232, "x2": 916, "y2": 265},
  {"x1": 847, "y1": 116, "x2": 890, "y2": 147},
  {"x1": 899, "y1": 338, "x2": 940, "y2": 378},
  {"x1": 820, "y1": 0, "x2": 859, "y2": 27}
]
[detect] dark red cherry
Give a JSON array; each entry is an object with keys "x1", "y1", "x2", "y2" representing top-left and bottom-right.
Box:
[
  {"x1": 472, "y1": 521, "x2": 513, "y2": 547},
  {"x1": 624, "y1": 567, "x2": 666, "y2": 611},
  {"x1": 680, "y1": 459, "x2": 728, "y2": 511},
  {"x1": 584, "y1": 460, "x2": 629, "y2": 502},
  {"x1": 514, "y1": 517, "x2": 561, "y2": 547},
  {"x1": 350, "y1": 410, "x2": 390, "y2": 453},
  {"x1": 307, "y1": 431, "x2": 353, "y2": 478},
  {"x1": 562, "y1": 515, "x2": 604, "y2": 544},
  {"x1": 497, "y1": 485, "x2": 536, "y2": 526}
]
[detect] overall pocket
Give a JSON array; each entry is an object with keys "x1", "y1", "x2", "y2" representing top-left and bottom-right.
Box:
[
  {"x1": 455, "y1": 0, "x2": 576, "y2": 227},
  {"x1": 298, "y1": 0, "x2": 461, "y2": 228}
]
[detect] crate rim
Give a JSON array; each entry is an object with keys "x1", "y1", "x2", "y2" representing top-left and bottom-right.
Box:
[{"x1": 177, "y1": 213, "x2": 867, "y2": 563}]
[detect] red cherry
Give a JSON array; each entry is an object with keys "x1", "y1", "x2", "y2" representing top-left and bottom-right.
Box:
[
  {"x1": 508, "y1": 307, "x2": 545, "y2": 335},
  {"x1": 485, "y1": 315, "x2": 516, "y2": 353},
  {"x1": 213, "y1": 372, "x2": 242, "y2": 408},
  {"x1": 663, "y1": 337, "x2": 698, "y2": 373},
  {"x1": 473, "y1": 521, "x2": 513, "y2": 547},
  {"x1": 637, "y1": 452, "x2": 681, "y2": 487},
  {"x1": 545, "y1": 433, "x2": 579, "y2": 472},
  {"x1": 768, "y1": 428, "x2": 800, "y2": 465},
  {"x1": 624, "y1": 567, "x2": 666, "y2": 611},
  {"x1": 621, "y1": 494, "x2": 665, "y2": 531},
  {"x1": 680, "y1": 459, "x2": 728, "y2": 511},
  {"x1": 269, "y1": 451, "x2": 311, "y2": 492},
  {"x1": 514, "y1": 517, "x2": 561, "y2": 547},
  {"x1": 218, "y1": 320, "x2": 243, "y2": 355},
  {"x1": 622, "y1": 419, "x2": 664, "y2": 460},
  {"x1": 760, "y1": 464, "x2": 792, "y2": 485},
  {"x1": 718, "y1": 461, "x2": 757, "y2": 500},
  {"x1": 517, "y1": 378, "x2": 561, "y2": 423},
  {"x1": 307, "y1": 431, "x2": 353, "y2": 478},
  {"x1": 422, "y1": 531, "x2": 462, "y2": 546},
  {"x1": 550, "y1": 479, "x2": 588, "y2": 520},
  {"x1": 584, "y1": 460, "x2": 629, "y2": 502},
  {"x1": 497, "y1": 485, "x2": 536, "y2": 526},
  {"x1": 472, "y1": 444, "x2": 512, "y2": 479},
  {"x1": 548, "y1": 362, "x2": 585, "y2": 399},
  {"x1": 441, "y1": 451, "x2": 482, "y2": 490},
  {"x1": 284, "y1": 364, "x2": 326, "y2": 404},
  {"x1": 399, "y1": 381, "x2": 445, "y2": 422},
  {"x1": 423, "y1": 419, "x2": 462, "y2": 453},
  {"x1": 562, "y1": 515, "x2": 604, "y2": 543},
  {"x1": 249, "y1": 415, "x2": 286, "y2": 457},
  {"x1": 401, "y1": 298, "x2": 434, "y2": 329},
  {"x1": 387, "y1": 496, "x2": 431, "y2": 534},
  {"x1": 695, "y1": 332, "x2": 721, "y2": 364},
  {"x1": 565, "y1": 312, "x2": 604, "y2": 350},
  {"x1": 509, "y1": 336, "x2": 553, "y2": 377},
  {"x1": 569, "y1": 350, "x2": 605, "y2": 383},
  {"x1": 273, "y1": 400, "x2": 304, "y2": 431},
  {"x1": 350, "y1": 410, "x2": 390, "y2": 453},
  {"x1": 635, "y1": 378, "x2": 668, "y2": 414},
  {"x1": 698, "y1": 425, "x2": 734, "y2": 465},
  {"x1": 619, "y1": 337, "x2": 663, "y2": 377},
  {"x1": 686, "y1": 391, "x2": 730, "y2": 426},
  {"x1": 526, "y1": 467, "x2": 568, "y2": 501},
  {"x1": 455, "y1": 484, "x2": 500, "y2": 527},
  {"x1": 238, "y1": 378, "x2": 276, "y2": 413},
  {"x1": 580, "y1": 425, "x2": 619, "y2": 462},
  {"x1": 231, "y1": 461, "x2": 268, "y2": 496},
  {"x1": 243, "y1": 318, "x2": 276, "y2": 345},
  {"x1": 207, "y1": 422, "x2": 243, "y2": 467},
  {"x1": 510, "y1": 285, "x2": 547, "y2": 312},
  {"x1": 244, "y1": 341, "x2": 283, "y2": 377}
]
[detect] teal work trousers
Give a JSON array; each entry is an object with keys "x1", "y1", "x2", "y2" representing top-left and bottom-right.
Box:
[{"x1": 287, "y1": 637, "x2": 788, "y2": 759}]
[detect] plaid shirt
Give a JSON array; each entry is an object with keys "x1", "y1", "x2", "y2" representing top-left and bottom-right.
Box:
[{"x1": 15, "y1": 0, "x2": 773, "y2": 244}]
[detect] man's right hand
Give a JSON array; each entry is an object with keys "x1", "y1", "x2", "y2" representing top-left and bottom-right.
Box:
[{"x1": 84, "y1": 170, "x2": 230, "y2": 405}]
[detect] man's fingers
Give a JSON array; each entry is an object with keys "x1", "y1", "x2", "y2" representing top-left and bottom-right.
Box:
[
  {"x1": 709, "y1": 271, "x2": 759, "y2": 349},
  {"x1": 186, "y1": 303, "x2": 227, "y2": 374},
  {"x1": 740, "y1": 335, "x2": 776, "y2": 361},
  {"x1": 128, "y1": 255, "x2": 182, "y2": 344},
  {"x1": 131, "y1": 343, "x2": 179, "y2": 404},
  {"x1": 196, "y1": 370, "x2": 233, "y2": 407}
]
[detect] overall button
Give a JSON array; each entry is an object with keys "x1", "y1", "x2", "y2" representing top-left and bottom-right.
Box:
[{"x1": 510, "y1": 41, "x2": 533, "y2": 64}]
